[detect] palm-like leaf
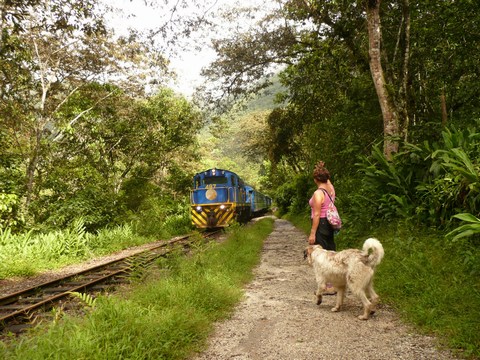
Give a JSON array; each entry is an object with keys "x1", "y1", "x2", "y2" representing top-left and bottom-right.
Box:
[{"x1": 446, "y1": 213, "x2": 480, "y2": 240}]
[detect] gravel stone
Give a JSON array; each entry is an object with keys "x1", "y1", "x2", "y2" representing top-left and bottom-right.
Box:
[{"x1": 193, "y1": 218, "x2": 459, "y2": 360}]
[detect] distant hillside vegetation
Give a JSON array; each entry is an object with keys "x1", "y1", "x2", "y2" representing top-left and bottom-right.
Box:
[
  {"x1": 244, "y1": 76, "x2": 285, "y2": 112},
  {"x1": 196, "y1": 75, "x2": 284, "y2": 189}
]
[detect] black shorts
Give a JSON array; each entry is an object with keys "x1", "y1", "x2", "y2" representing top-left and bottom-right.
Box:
[{"x1": 314, "y1": 218, "x2": 336, "y2": 251}]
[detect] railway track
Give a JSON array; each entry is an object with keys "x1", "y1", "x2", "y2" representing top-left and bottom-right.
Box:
[{"x1": 0, "y1": 231, "x2": 222, "y2": 335}]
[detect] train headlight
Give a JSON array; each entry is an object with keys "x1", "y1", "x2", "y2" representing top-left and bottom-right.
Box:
[
  {"x1": 219, "y1": 204, "x2": 226, "y2": 210},
  {"x1": 195, "y1": 206, "x2": 202, "y2": 212}
]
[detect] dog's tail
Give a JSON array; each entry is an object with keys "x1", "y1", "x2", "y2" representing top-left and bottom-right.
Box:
[{"x1": 362, "y1": 238, "x2": 384, "y2": 268}]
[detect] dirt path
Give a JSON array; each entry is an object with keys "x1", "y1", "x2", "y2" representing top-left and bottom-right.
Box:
[{"x1": 193, "y1": 218, "x2": 459, "y2": 360}]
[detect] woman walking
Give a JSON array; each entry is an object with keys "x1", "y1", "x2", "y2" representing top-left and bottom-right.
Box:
[{"x1": 308, "y1": 161, "x2": 337, "y2": 294}]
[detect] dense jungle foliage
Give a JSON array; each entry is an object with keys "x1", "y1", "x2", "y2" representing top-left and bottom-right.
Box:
[
  {"x1": 1, "y1": 1, "x2": 478, "y2": 239},
  {"x1": 0, "y1": 0, "x2": 479, "y2": 356}
]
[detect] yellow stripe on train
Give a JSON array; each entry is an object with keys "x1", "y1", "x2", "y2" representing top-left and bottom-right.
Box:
[{"x1": 190, "y1": 203, "x2": 237, "y2": 228}]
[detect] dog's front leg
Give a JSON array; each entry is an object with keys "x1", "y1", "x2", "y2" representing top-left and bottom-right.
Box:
[
  {"x1": 315, "y1": 292, "x2": 323, "y2": 305},
  {"x1": 314, "y1": 280, "x2": 326, "y2": 305}
]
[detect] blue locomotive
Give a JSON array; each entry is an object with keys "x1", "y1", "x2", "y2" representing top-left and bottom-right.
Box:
[{"x1": 190, "y1": 168, "x2": 271, "y2": 228}]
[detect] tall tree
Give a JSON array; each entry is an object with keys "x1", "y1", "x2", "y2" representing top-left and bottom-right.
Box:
[
  {"x1": 1, "y1": 0, "x2": 168, "y2": 212},
  {"x1": 366, "y1": 0, "x2": 400, "y2": 158},
  {"x1": 34, "y1": 86, "x2": 203, "y2": 228},
  {"x1": 201, "y1": 1, "x2": 476, "y2": 161}
]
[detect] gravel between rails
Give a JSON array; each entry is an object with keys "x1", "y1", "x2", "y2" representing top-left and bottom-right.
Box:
[{"x1": 192, "y1": 218, "x2": 459, "y2": 360}]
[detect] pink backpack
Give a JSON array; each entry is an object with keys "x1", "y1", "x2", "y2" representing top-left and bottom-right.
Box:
[{"x1": 320, "y1": 189, "x2": 342, "y2": 230}]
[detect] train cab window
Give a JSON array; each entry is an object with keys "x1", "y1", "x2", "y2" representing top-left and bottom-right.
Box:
[
  {"x1": 193, "y1": 176, "x2": 200, "y2": 188},
  {"x1": 204, "y1": 176, "x2": 228, "y2": 185}
]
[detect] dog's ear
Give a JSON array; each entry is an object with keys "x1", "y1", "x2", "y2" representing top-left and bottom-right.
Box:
[{"x1": 303, "y1": 248, "x2": 308, "y2": 260}]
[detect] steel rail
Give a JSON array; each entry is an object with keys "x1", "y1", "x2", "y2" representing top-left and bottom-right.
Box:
[
  {"x1": 0, "y1": 234, "x2": 196, "y2": 331},
  {"x1": 0, "y1": 231, "x2": 223, "y2": 333},
  {"x1": 0, "y1": 235, "x2": 189, "y2": 305},
  {"x1": 0, "y1": 266, "x2": 129, "y2": 324}
]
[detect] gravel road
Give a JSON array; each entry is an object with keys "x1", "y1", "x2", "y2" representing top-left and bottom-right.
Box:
[{"x1": 193, "y1": 218, "x2": 459, "y2": 360}]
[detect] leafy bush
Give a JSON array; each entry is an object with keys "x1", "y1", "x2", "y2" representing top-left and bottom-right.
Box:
[
  {"x1": 273, "y1": 181, "x2": 296, "y2": 215},
  {"x1": 33, "y1": 185, "x2": 122, "y2": 232},
  {"x1": 0, "y1": 192, "x2": 22, "y2": 230},
  {"x1": 356, "y1": 125, "x2": 480, "y2": 228},
  {"x1": 273, "y1": 173, "x2": 311, "y2": 216},
  {"x1": 289, "y1": 173, "x2": 312, "y2": 215},
  {"x1": 356, "y1": 143, "x2": 420, "y2": 220},
  {"x1": 125, "y1": 196, "x2": 193, "y2": 238},
  {"x1": 418, "y1": 126, "x2": 480, "y2": 226}
]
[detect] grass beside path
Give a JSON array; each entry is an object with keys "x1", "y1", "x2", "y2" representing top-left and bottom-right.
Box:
[
  {"x1": 285, "y1": 212, "x2": 480, "y2": 359},
  {"x1": 0, "y1": 218, "x2": 274, "y2": 360}
]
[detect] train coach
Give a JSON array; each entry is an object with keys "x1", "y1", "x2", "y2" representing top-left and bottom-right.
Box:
[
  {"x1": 190, "y1": 168, "x2": 270, "y2": 229},
  {"x1": 245, "y1": 185, "x2": 272, "y2": 216}
]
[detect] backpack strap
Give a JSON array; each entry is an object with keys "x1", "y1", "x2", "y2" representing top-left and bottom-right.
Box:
[{"x1": 319, "y1": 188, "x2": 334, "y2": 203}]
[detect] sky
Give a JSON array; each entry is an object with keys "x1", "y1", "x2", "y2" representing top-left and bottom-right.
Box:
[{"x1": 103, "y1": 0, "x2": 264, "y2": 97}]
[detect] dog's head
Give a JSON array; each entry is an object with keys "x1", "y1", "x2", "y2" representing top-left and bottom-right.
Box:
[{"x1": 304, "y1": 245, "x2": 322, "y2": 264}]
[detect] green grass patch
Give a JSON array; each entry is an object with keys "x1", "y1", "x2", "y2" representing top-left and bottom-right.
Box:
[
  {"x1": 0, "y1": 219, "x2": 179, "y2": 279},
  {"x1": 0, "y1": 218, "x2": 274, "y2": 360},
  {"x1": 288, "y1": 213, "x2": 480, "y2": 359},
  {"x1": 373, "y1": 226, "x2": 480, "y2": 358}
]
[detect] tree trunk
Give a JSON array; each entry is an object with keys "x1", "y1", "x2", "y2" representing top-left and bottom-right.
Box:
[
  {"x1": 0, "y1": 1, "x2": 5, "y2": 50},
  {"x1": 400, "y1": 0, "x2": 411, "y2": 142},
  {"x1": 25, "y1": 127, "x2": 42, "y2": 209},
  {"x1": 366, "y1": 0, "x2": 400, "y2": 159},
  {"x1": 441, "y1": 88, "x2": 448, "y2": 126}
]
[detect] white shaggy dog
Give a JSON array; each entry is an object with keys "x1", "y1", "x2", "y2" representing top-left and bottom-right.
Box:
[{"x1": 305, "y1": 238, "x2": 384, "y2": 320}]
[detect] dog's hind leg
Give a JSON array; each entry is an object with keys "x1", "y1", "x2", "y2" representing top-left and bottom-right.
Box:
[
  {"x1": 366, "y1": 281, "x2": 379, "y2": 315},
  {"x1": 356, "y1": 291, "x2": 374, "y2": 320},
  {"x1": 331, "y1": 286, "x2": 345, "y2": 312}
]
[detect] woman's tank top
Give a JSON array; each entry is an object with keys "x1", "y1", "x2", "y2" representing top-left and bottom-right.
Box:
[{"x1": 309, "y1": 188, "x2": 335, "y2": 218}]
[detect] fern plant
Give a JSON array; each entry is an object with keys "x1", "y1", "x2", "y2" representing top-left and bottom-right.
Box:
[
  {"x1": 356, "y1": 143, "x2": 422, "y2": 221},
  {"x1": 69, "y1": 291, "x2": 97, "y2": 308},
  {"x1": 446, "y1": 213, "x2": 480, "y2": 241}
]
